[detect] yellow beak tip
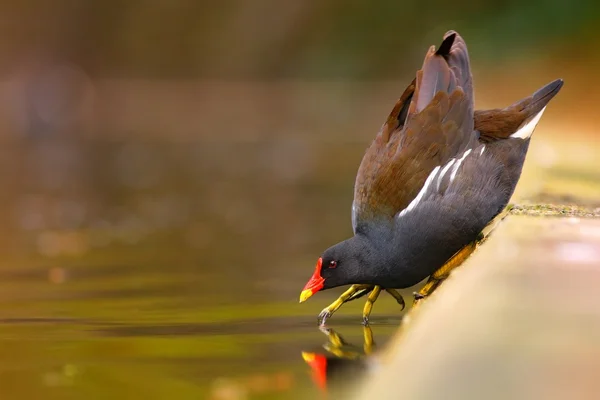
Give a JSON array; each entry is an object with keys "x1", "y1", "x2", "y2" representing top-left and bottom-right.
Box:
[{"x1": 299, "y1": 290, "x2": 313, "y2": 303}]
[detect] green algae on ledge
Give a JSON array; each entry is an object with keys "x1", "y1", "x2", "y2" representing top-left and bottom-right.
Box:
[{"x1": 509, "y1": 203, "x2": 600, "y2": 218}]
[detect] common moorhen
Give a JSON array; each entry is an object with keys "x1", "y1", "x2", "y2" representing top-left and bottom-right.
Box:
[{"x1": 299, "y1": 31, "x2": 563, "y2": 325}]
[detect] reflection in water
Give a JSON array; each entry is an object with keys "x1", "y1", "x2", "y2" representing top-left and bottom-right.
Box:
[{"x1": 302, "y1": 325, "x2": 379, "y2": 393}]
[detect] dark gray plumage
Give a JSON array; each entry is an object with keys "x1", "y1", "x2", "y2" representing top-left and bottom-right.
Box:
[{"x1": 304, "y1": 30, "x2": 563, "y2": 297}]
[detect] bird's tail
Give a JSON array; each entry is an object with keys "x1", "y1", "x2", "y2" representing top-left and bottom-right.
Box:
[
  {"x1": 409, "y1": 31, "x2": 474, "y2": 116},
  {"x1": 475, "y1": 79, "x2": 564, "y2": 142}
]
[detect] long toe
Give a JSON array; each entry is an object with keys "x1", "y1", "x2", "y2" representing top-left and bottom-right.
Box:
[
  {"x1": 318, "y1": 309, "x2": 332, "y2": 326},
  {"x1": 385, "y1": 289, "x2": 406, "y2": 311}
]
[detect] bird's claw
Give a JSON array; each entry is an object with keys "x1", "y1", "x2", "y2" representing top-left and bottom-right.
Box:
[
  {"x1": 384, "y1": 288, "x2": 406, "y2": 311},
  {"x1": 362, "y1": 316, "x2": 370, "y2": 326},
  {"x1": 318, "y1": 309, "x2": 332, "y2": 326}
]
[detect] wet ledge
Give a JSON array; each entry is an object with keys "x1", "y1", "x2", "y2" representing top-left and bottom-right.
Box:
[{"x1": 355, "y1": 215, "x2": 600, "y2": 400}]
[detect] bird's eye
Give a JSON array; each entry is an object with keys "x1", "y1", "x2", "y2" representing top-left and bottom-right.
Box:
[{"x1": 328, "y1": 260, "x2": 337, "y2": 268}]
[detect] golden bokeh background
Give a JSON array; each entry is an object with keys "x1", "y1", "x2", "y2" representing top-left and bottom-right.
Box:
[{"x1": 0, "y1": 1, "x2": 597, "y2": 399}]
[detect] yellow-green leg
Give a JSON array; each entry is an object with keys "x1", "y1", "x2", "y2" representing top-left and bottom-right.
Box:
[
  {"x1": 318, "y1": 284, "x2": 372, "y2": 325},
  {"x1": 413, "y1": 241, "x2": 477, "y2": 307},
  {"x1": 362, "y1": 285, "x2": 382, "y2": 325},
  {"x1": 317, "y1": 285, "x2": 405, "y2": 325}
]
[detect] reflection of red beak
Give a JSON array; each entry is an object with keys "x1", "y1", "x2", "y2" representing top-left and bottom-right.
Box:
[
  {"x1": 302, "y1": 352, "x2": 328, "y2": 391},
  {"x1": 299, "y1": 258, "x2": 325, "y2": 303}
]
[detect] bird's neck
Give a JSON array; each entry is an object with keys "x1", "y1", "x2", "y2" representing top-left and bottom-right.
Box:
[{"x1": 350, "y1": 229, "x2": 406, "y2": 285}]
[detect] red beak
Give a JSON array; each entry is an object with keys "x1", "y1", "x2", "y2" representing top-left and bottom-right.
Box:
[{"x1": 299, "y1": 257, "x2": 325, "y2": 303}]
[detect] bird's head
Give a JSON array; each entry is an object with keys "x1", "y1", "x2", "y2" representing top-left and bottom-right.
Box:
[{"x1": 299, "y1": 238, "x2": 370, "y2": 303}]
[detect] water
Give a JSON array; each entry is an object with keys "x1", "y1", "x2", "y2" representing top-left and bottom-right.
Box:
[
  {"x1": 2, "y1": 82, "x2": 598, "y2": 399},
  {"x1": 0, "y1": 138, "x2": 415, "y2": 399},
  {"x1": 0, "y1": 260, "x2": 405, "y2": 399}
]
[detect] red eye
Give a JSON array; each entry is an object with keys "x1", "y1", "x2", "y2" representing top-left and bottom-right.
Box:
[{"x1": 328, "y1": 260, "x2": 337, "y2": 268}]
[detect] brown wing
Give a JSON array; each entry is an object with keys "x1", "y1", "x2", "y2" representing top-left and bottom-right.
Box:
[
  {"x1": 352, "y1": 31, "x2": 478, "y2": 233},
  {"x1": 475, "y1": 79, "x2": 563, "y2": 143}
]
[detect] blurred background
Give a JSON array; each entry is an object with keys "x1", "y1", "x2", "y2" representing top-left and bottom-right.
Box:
[{"x1": 0, "y1": 1, "x2": 599, "y2": 399}]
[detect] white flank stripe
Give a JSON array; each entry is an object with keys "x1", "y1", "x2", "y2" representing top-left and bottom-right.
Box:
[
  {"x1": 398, "y1": 165, "x2": 440, "y2": 218},
  {"x1": 510, "y1": 107, "x2": 546, "y2": 139},
  {"x1": 437, "y1": 159, "x2": 456, "y2": 190},
  {"x1": 397, "y1": 147, "x2": 476, "y2": 219},
  {"x1": 480, "y1": 145, "x2": 485, "y2": 155},
  {"x1": 450, "y1": 148, "x2": 472, "y2": 182}
]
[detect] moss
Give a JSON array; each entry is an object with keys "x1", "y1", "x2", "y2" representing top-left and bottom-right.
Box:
[{"x1": 509, "y1": 203, "x2": 600, "y2": 218}]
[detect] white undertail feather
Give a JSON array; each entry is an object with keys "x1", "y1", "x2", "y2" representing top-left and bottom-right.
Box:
[{"x1": 510, "y1": 107, "x2": 546, "y2": 139}]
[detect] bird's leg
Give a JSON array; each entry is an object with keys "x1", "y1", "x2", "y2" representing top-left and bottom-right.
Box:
[
  {"x1": 385, "y1": 288, "x2": 406, "y2": 311},
  {"x1": 318, "y1": 284, "x2": 373, "y2": 325},
  {"x1": 413, "y1": 241, "x2": 477, "y2": 307},
  {"x1": 412, "y1": 278, "x2": 440, "y2": 306},
  {"x1": 345, "y1": 286, "x2": 373, "y2": 302},
  {"x1": 362, "y1": 285, "x2": 382, "y2": 325}
]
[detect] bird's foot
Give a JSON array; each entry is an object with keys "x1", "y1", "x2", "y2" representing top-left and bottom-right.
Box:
[
  {"x1": 318, "y1": 309, "x2": 333, "y2": 326},
  {"x1": 412, "y1": 242, "x2": 478, "y2": 308},
  {"x1": 316, "y1": 284, "x2": 372, "y2": 325},
  {"x1": 385, "y1": 288, "x2": 406, "y2": 311}
]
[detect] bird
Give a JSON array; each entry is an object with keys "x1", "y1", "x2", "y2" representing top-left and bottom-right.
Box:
[{"x1": 298, "y1": 30, "x2": 563, "y2": 325}]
